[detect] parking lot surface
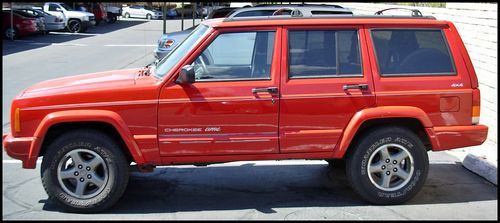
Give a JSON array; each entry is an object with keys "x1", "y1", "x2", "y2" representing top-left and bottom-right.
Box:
[{"x1": 2, "y1": 18, "x2": 498, "y2": 220}]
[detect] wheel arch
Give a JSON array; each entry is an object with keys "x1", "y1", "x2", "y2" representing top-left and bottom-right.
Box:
[
  {"x1": 334, "y1": 106, "x2": 434, "y2": 159},
  {"x1": 27, "y1": 110, "x2": 145, "y2": 168}
]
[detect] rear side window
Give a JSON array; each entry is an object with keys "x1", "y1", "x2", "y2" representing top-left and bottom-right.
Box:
[
  {"x1": 288, "y1": 30, "x2": 362, "y2": 78},
  {"x1": 371, "y1": 29, "x2": 455, "y2": 76}
]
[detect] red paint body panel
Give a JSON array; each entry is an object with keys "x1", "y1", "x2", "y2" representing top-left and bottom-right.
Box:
[{"x1": 3, "y1": 17, "x2": 488, "y2": 169}]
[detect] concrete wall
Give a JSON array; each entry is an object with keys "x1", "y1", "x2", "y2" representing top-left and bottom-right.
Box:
[{"x1": 333, "y1": 2, "x2": 498, "y2": 144}]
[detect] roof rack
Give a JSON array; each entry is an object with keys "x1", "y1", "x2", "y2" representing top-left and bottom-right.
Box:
[
  {"x1": 224, "y1": 6, "x2": 353, "y2": 21},
  {"x1": 224, "y1": 6, "x2": 435, "y2": 22},
  {"x1": 375, "y1": 8, "x2": 423, "y2": 17}
]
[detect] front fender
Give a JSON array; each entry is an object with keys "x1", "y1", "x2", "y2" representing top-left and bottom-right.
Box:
[
  {"x1": 333, "y1": 106, "x2": 433, "y2": 158},
  {"x1": 27, "y1": 110, "x2": 145, "y2": 168}
]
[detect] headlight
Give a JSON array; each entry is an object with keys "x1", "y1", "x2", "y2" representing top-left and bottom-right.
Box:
[{"x1": 82, "y1": 16, "x2": 89, "y2": 21}]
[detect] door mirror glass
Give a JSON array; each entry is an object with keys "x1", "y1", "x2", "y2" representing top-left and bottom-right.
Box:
[{"x1": 176, "y1": 65, "x2": 195, "y2": 84}]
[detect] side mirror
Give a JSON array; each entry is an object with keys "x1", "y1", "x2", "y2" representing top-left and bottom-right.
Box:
[
  {"x1": 176, "y1": 65, "x2": 195, "y2": 84},
  {"x1": 56, "y1": 7, "x2": 62, "y2": 12}
]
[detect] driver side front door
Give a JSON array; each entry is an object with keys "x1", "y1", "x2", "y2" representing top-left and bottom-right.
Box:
[{"x1": 158, "y1": 27, "x2": 282, "y2": 157}]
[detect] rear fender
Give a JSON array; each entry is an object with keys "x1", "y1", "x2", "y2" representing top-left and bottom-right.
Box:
[{"x1": 333, "y1": 106, "x2": 433, "y2": 158}]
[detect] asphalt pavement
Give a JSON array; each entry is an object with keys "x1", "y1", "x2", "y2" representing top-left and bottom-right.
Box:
[{"x1": 2, "y1": 18, "x2": 498, "y2": 220}]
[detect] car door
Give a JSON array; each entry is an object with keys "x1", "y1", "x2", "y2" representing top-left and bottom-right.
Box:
[
  {"x1": 158, "y1": 26, "x2": 282, "y2": 156},
  {"x1": 279, "y1": 25, "x2": 376, "y2": 153}
]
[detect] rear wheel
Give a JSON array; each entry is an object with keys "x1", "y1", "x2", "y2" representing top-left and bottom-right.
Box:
[
  {"x1": 124, "y1": 12, "x2": 130, "y2": 18},
  {"x1": 41, "y1": 129, "x2": 129, "y2": 213},
  {"x1": 346, "y1": 126, "x2": 429, "y2": 204}
]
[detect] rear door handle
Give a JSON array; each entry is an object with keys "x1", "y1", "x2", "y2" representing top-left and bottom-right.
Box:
[
  {"x1": 252, "y1": 87, "x2": 278, "y2": 94},
  {"x1": 343, "y1": 84, "x2": 368, "y2": 90}
]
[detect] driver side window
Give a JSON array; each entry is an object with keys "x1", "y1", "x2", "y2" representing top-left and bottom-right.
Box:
[{"x1": 191, "y1": 31, "x2": 276, "y2": 81}]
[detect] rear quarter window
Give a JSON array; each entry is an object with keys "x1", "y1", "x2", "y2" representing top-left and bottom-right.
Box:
[{"x1": 371, "y1": 29, "x2": 455, "y2": 76}]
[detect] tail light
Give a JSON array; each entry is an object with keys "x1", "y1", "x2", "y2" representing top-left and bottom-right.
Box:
[
  {"x1": 164, "y1": 39, "x2": 175, "y2": 48},
  {"x1": 472, "y1": 88, "x2": 481, "y2": 125},
  {"x1": 14, "y1": 108, "x2": 21, "y2": 132}
]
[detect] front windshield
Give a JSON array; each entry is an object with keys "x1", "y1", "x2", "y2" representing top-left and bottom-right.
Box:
[
  {"x1": 60, "y1": 3, "x2": 73, "y2": 11},
  {"x1": 154, "y1": 24, "x2": 210, "y2": 78}
]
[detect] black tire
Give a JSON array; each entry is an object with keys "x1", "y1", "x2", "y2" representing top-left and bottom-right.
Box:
[
  {"x1": 4, "y1": 27, "x2": 18, "y2": 39},
  {"x1": 41, "y1": 129, "x2": 129, "y2": 213},
  {"x1": 146, "y1": 14, "x2": 152, "y2": 20},
  {"x1": 124, "y1": 12, "x2": 130, "y2": 18},
  {"x1": 346, "y1": 126, "x2": 429, "y2": 205},
  {"x1": 67, "y1": 19, "x2": 83, "y2": 33}
]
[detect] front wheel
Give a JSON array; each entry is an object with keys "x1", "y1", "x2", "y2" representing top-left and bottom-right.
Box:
[
  {"x1": 146, "y1": 14, "x2": 152, "y2": 20},
  {"x1": 346, "y1": 126, "x2": 429, "y2": 204},
  {"x1": 67, "y1": 19, "x2": 83, "y2": 33},
  {"x1": 41, "y1": 129, "x2": 129, "y2": 213}
]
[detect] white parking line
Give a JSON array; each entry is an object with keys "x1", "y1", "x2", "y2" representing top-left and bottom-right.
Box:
[
  {"x1": 3, "y1": 160, "x2": 42, "y2": 164},
  {"x1": 49, "y1": 32, "x2": 96, "y2": 36},
  {"x1": 104, "y1": 44, "x2": 156, "y2": 47}
]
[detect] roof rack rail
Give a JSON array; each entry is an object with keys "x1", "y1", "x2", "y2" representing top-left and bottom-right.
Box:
[
  {"x1": 375, "y1": 8, "x2": 423, "y2": 17},
  {"x1": 224, "y1": 6, "x2": 353, "y2": 21}
]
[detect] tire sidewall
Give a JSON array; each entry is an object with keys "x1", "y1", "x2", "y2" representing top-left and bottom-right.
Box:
[
  {"x1": 68, "y1": 20, "x2": 81, "y2": 33},
  {"x1": 41, "y1": 132, "x2": 127, "y2": 212},
  {"x1": 348, "y1": 128, "x2": 429, "y2": 204}
]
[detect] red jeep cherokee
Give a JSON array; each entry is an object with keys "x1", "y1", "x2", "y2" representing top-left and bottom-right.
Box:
[{"x1": 3, "y1": 11, "x2": 488, "y2": 212}]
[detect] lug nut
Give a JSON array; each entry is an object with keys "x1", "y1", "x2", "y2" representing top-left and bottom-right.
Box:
[
  {"x1": 74, "y1": 172, "x2": 79, "y2": 176},
  {"x1": 381, "y1": 165, "x2": 386, "y2": 170},
  {"x1": 86, "y1": 166, "x2": 91, "y2": 171},
  {"x1": 393, "y1": 168, "x2": 398, "y2": 172},
  {"x1": 393, "y1": 160, "x2": 397, "y2": 164},
  {"x1": 386, "y1": 171, "x2": 391, "y2": 175},
  {"x1": 87, "y1": 174, "x2": 92, "y2": 179},
  {"x1": 385, "y1": 159, "x2": 390, "y2": 163},
  {"x1": 79, "y1": 177, "x2": 84, "y2": 182},
  {"x1": 78, "y1": 165, "x2": 83, "y2": 169}
]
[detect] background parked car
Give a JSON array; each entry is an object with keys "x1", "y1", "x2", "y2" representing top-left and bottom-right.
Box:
[
  {"x1": 105, "y1": 5, "x2": 121, "y2": 23},
  {"x1": 43, "y1": 2, "x2": 95, "y2": 33},
  {"x1": 176, "y1": 4, "x2": 202, "y2": 18},
  {"x1": 122, "y1": 5, "x2": 163, "y2": 20},
  {"x1": 2, "y1": 10, "x2": 39, "y2": 39},
  {"x1": 16, "y1": 8, "x2": 65, "y2": 32},
  {"x1": 11, "y1": 9, "x2": 45, "y2": 34},
  {"x1": 165, "y1": 7, "x2": 177, "y2": 18}
]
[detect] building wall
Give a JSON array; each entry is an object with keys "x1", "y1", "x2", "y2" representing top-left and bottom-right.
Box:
[{"x1": 335, "y1": 2, "x2": 498, "y2": 144}]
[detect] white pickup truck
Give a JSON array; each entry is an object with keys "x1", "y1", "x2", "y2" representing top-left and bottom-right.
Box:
[{"x1": 43, "y1": 2, "x2": 95, "y2": 33}]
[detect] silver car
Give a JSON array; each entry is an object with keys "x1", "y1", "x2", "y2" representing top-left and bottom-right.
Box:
[
  {"x1": 122, "y1": 5, "x2": 163, "y2": 20},
  {"x1": 17, "y1": 8, "x2": 65, "y2": 32}
]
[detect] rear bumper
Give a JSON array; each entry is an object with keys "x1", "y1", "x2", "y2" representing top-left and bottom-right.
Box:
[
  {"x1": 3, "y1": 132, "x2": 37, "y2": 169},
  {"x1": 426, "y1": 124, "x2": 488, "y2": 151}
]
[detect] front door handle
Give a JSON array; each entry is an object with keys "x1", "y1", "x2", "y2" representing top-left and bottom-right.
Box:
[
  {"x1": 343, "y1": 84, "x2": 368, "y2": 90},
  {"x1": 252, "y1": 87, "x2": 278, "y2": 94}
]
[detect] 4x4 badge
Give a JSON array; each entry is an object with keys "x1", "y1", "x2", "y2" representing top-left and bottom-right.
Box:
[{"x1": 451, "y1": 83, "x2": 464, "y2": 87}]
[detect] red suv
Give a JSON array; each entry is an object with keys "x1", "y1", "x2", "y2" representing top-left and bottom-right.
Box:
[{"x1": 3, "y1": 9, "x2": 488, "y2": 212}]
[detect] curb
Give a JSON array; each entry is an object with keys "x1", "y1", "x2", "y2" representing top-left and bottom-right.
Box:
[{"x1": 462, "y1": 153, "x2": 497, "y2": 185}]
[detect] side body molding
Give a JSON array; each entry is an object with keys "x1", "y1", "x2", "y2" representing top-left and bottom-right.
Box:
[
  {"x1": 333, "y1": 106, "x2": 433, "y2": 158},
  {"x1": 27, "y1": 110, "x2": 145, "y2": 168}
]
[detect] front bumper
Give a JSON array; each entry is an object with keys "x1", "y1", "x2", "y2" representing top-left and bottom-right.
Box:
[
  {"x1": 426, "y1": 124, "x2": 489, "y2": 151},
  {"x1": 82, "y1": 20, "x2": 96, "y2": 28},
  {"x1": 3, "y1": 132, "x2": 36, "y2": 168}
]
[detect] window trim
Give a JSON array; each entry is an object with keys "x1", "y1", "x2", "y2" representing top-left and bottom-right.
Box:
[
  {"x1": 191, "y1": 30, "x2": 277, "y2": 83},
  {"x1": 286, "y1": 28, "x2": 364, "y2": 80},
  {"x1": 369, "y1": 28, "x2": 457, "y2": 77}
]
